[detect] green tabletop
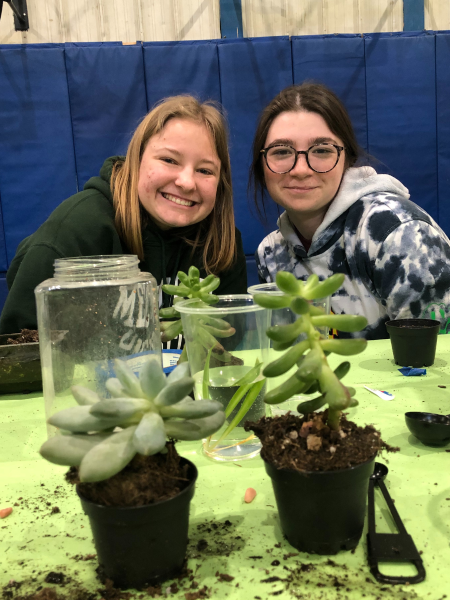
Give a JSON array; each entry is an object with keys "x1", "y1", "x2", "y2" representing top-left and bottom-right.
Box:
[{"x1": 1, "y1": 337, "x2": 449, "y2": 600}]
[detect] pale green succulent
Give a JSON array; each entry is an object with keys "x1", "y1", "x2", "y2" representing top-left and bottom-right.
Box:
[{"x1": 39, "y1": 359, "x2": 225, "y2": 482}]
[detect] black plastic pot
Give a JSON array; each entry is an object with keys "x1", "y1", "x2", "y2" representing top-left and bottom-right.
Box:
[
  {"x1": 385, "y1": 318, "x2": 439, "y2": 368},
  {"x1": 77, "y1": 458, "x2": 198, "y2": 589},
  {"x1": 264, "y1": 456, "x2": 375, "y2": 554}
]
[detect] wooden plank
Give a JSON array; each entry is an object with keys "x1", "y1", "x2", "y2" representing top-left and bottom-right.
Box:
[
  {"x1": 100, "y1": 0, "x2": 142, "y2": 43},
  {"x1": 140, "y1": 0, "x2": 176, "y2": 41},
  {"x1": 425, "y1": 0, "x2": 450, "y2": 30},
  {"x1": 175, "y1": 0, "x2": 220, "y2": 41}
]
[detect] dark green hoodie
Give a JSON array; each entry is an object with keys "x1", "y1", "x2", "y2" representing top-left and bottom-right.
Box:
[{"x1": 0, "y1": 157, "x2": 247, "y2": 334}]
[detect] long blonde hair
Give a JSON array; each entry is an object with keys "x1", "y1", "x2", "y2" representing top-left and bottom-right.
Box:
[{"x1": 111, "y1": 96, "x2": 236, "y2": 274}]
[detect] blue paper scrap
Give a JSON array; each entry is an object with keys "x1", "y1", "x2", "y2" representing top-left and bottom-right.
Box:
[{"x1": 398, "y1": 367, "x2": 426, "y2": 376}]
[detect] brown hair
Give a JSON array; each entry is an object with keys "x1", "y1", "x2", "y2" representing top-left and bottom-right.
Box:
[
  {"x1": 111, "y1": 96, "x2": 236, "y2": 274},
  {"x1": 249, "y1": 82, "x2": 361, "y2": 219}
]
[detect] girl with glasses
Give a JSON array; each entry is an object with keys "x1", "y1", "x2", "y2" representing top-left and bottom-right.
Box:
[
  {"x1": 0, "y1": 96, "x2": 247, "y2": 337},
  {"x1": 250, "y1": 83, "x2": 450, "y2": 339}
]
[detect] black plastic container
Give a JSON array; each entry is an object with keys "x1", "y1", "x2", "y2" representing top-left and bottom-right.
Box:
[
  {"x1": 78, "y1": 458, "x2": 198, "y2": 589},
  {"x1": 385, "y1": 319, "x2": 439, "y2": 368},
  {"x1": 0, "y1": 333, "x2": 41, "y2": 394},
  {"x1": 264, "y1": 456, "x2": 375, "y2": 554}
]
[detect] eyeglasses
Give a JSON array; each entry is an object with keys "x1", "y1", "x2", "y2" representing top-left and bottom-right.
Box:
[{"x1": 260, "y1": 143, "x2": 345, "y2": 174}]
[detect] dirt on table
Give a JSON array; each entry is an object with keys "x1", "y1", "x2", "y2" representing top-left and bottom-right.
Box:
[
  {"x1": 245, "y1": 410, "x2": 398, "y2": 472},
  {"x1": 65, "y1": 442, "x2": 190, "y2": 507},
  {"x1": 6, "y1": 330, "x2": 39, "y2": 345}
]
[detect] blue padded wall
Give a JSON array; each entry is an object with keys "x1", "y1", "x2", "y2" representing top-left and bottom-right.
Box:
[
  {"x1": 365, "y1": 32, "x2": 438, "y2": 222},
  {"x1": 436, "y1": 33, "x2": 450, "y2": 231},
  {"x1": 292, "y1": 34, "x2": 367, "y2": 151},
  {"x1": 218, "y1": 37, "x2": 293, "y2": 255},
  {"x1": 1, "y1": 32, "x2": 450, "y2": 314},
  {"x1": 0, "y1": 44, "x2": 78, "y2": 264},
  {"x1": 143, "y1": 41, "x2": 221, "y2": 108},
  {"x1": 65, "y1": 42, "x2": 148, "y2": 189}
]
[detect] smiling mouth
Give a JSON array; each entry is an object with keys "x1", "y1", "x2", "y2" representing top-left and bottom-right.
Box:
[
  {"x1": 161, "y1": 192, "x2": 195, "y2": 207},
  {"x1": 286, "y1": 186, "x2": 317, "y2": 191}
]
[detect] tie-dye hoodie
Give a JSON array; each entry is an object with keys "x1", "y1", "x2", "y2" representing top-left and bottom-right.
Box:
[{"x1": 256, "y1": 166, "x2": 450, "y2": 340}]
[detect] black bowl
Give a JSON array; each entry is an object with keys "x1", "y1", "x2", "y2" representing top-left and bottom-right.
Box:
[{"x1": 405, "y1": 411, "x2": 450, "y2": 446}]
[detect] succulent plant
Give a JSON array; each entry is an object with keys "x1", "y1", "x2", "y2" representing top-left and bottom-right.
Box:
[
  {"x1": 159, "y1": 266, "x2": 220, "y2": 345},
  {"x1": 253, "y1": 271, "x2": 368, "y2": 430},
  {"x1": 39, "y1": 359, "x2": 225, "y2": 482},
  {"x1": 160, "y1": 266, "x2": 237, "y2": 365}
]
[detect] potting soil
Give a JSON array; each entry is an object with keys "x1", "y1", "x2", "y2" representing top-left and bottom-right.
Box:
[
  {"x1": 246, "y1": 411, "x2": 397, "y2": 471},
  {"x1": 6, "y1": 330, "x2": 39, "y2": 345},
  {"x1": 66, "y1": 443, "x2": 189, "y2": 507}
]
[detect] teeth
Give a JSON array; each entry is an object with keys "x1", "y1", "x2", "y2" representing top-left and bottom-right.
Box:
[{"x1": 162, "y1": 193, "x2": 194, "y2": 207}]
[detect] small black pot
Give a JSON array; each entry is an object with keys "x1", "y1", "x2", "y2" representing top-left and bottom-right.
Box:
[
  {"x1": 78, "y1": 458, "x2": 198, "y2": 589},
  {"x1": 385, "y1": 318, "x2": 439, "y2": 367},
  {"x1": 264, "y1": 456, "x2": 375, "y2": 554}
]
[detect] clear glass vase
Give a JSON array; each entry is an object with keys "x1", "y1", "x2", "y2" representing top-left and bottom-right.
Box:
[
  {"x1": 176, "y1": 295, "x2": 270, "y2": 462},
  {"x1": 35, "y1": 255, "x2": 161, "y2": 436},
  {"x1": 248, "y1": 282, "x2": 330, "y2": 416}
]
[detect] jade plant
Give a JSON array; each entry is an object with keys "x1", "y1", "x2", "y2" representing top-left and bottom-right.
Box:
[
  {"x1": 160, "y1": 266, "x2": 237, "y2": 365},
  {"x1": 253, "y1": 271, "x2": 368, "y2": 430},
  {"x1": 159, "y1": 266, "x2": 221, "y2": 353},
  {"x1": 39, "y1": 359, "x2": 225, "y2": 482}
]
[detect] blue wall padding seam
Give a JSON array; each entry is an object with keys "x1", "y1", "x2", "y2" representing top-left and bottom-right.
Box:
[
  {"x1": 0, "y1": 44, "x2": 78, "y2": 264},
  {"x1": 365, "y1": 32, "x2": 437, "y2": 222},
  {"x1": 292, "y1": 34, "x2": 368, "y2": 152},
  {"x1": 217, "y1": 37, "x2": 293, "y2": 254},
  {"x1": 65, "y1": 43, "x2": 148, "y2": 189},
  {"x1": 143, "y1": 40, "x2": 221, "y2": 109}
]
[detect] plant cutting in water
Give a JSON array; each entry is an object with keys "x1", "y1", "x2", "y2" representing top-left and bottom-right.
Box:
[
  {"x1": 160, "y1": 266, "x2": 265, "y2": 452},
  {"x1": 161, "y1": 267, "x2": 266, "y2": 454},
  {"x1": 39, "y1": 359, "x2": 225, "y2": 481},
  {"x1": 253, "y1": 271, "x2": 368, "y2": 430},
  {"x1": 202, "y1": 354, "x2": 265, "y2": 453}
]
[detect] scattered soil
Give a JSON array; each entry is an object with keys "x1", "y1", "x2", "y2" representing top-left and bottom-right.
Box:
[
  {"x1": 65, "y1": 442, "x2": 189, "y2": 507},
  {"x1": 187, "y1": 518, "x2": 245, "y2": 559},
  {"x1": 2, "y1": 523, "x2": 426, "y2": 600},
  {"x1": 6, "y1": 329, "x2": 39, "y2": 345},
  {"x1": 245, "y1": 410, "x2": 398, "y2": 472},
  {"x1": 278, "y1": 559, "x2": 421, "y2": 600},
  {"x1": 1, "y1": 585, "x2": 95, "y2": 600}
]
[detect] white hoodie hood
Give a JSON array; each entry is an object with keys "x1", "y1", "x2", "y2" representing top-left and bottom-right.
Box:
[{"x1": 278, "y1": 166, "x2": 410, "y2": 246}]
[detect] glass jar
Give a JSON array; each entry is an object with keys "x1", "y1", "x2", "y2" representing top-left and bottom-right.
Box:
[
  {"x1": 176, "y1": 295, "x2": 270, "y2": 462},
  {"x1": 35, "y1": 256, "x2": 161, "y2": 436}
]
